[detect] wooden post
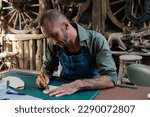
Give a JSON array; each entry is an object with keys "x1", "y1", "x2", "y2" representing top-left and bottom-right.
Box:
[
  {"x1": 23, "y1": 41, "x2": 30, "y2": 69},
  {"x1": 43, "y1": 38, "x2": 47, "y2": 60},
  {"x1": 92, "y1": 0, "x2": 107, "y2": 34},
  {"x1": 36, "y1": 39, "x2": 43, "y2": 70},
  {"x1": 29, "y1": 40, "x2": 36, "y2": 70},
  {"x1": 18, "y1": 41, "x2": 24, "y2": 69},
  {"x1": 5, "y1": 40, "x2": 12, "y2": 52},
  {"x1": 12, "y1": 41, "x2": 18, "y2": 67}
]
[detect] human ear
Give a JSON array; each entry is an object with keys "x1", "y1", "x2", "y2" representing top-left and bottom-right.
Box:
[{"x1": 62, "y1": 21, "x2": 69, "y2": 31}]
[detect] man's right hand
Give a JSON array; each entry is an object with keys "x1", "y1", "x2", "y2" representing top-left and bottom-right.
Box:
[{"x1": 36, "y1": 74, "x2": 49, "y2": 89}]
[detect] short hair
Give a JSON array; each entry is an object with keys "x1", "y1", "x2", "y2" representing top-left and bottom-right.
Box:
[{"x1": 40, "y1": 9, "x2": 68, "y2": 26}]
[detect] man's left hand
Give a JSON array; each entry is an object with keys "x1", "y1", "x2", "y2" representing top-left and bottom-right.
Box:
[{"x1": 48, "y1": 81, "x2": 80, "y2": 97}]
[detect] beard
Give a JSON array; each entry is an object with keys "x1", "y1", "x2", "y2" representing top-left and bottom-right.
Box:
[{"x1": 59, "y1": 28, "x2": 70, "y2": 48}]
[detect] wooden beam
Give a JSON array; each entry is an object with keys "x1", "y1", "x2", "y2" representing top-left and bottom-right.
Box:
[
  {"x1": 92, "y1": 0, "x2": 107, "y2": 33},
  {"x1": 0, "y1": 34, "x2": 44, "y2": 41}
]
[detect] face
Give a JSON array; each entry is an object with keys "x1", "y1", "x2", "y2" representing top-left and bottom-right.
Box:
[{"x1": 41, "y1": 19, "x2": 70, "y2": 48}]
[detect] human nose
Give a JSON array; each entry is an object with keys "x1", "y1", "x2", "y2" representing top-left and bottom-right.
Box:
[
  {"x1": 51, "y1": 39, "x2": 58, "y2": 45},
  {"x1": 47, "y1": 37, "x2": 57, "y2": 45}
]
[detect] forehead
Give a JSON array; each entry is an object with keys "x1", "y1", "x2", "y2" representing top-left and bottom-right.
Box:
[
  {"x1": 42, "y1": 19, "x2": 55, "y2": 30},
  {"x1": 41, "y1": 19, "x2": 59, "y2": 34}
]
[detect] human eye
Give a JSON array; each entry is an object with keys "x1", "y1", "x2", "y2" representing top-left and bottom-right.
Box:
[{"x1": 51, "y1": 33, "x2": 57, "y2": 38}]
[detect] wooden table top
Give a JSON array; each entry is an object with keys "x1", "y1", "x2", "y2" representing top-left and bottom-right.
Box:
[{"x1": 95, "y1": 86, "x2": 150, "y2": 100}]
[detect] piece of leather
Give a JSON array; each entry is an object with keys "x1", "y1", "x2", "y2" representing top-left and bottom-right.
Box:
[{"x1": 3, "y1": 76, "x2": 25, "y2": 90}]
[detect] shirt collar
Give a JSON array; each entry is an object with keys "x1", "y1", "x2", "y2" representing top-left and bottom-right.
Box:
[{"x1": 71, "y1": 23, "x2": 89, "y2": 44}]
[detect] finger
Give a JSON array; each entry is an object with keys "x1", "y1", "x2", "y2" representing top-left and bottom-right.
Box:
[
  {"x1": 43, "y1": 88, "x2": 51, "y2": 94},
  {"x1": 36, "y1": 77, "x2": 47, "y2": 89},
  {"x1": 36, "y1": 80, "x2": 41, "y2": 88},
  {"x1": 36, "y1": 78, "x2": 42, "y2": 88},
  {"x1": 44, "y1": 75, "x2": 50, "y2": 84},
  {"x1": 49, "y1": 88, "x2": 59, "y2": 93},
  {"x1": 55, "y1": 92, "x2": 67, "y2": 97},
  {"x1": 49, "y1": 89, "x2": 65, "y2": 96}
]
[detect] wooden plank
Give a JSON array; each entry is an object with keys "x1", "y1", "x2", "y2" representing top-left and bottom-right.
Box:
[
  {"x1": 0, "y1": 35, "x2": 5, "y2": 52},
  {"x1": 18, "y1": 41, "x2": 24, "y2": 69},
  {"x1": 92, "y1": 0, "x2": 107, "y2": 33},
  {"x1": 12, "y1": 41, "x2": 18, "y2": 67},
  {"x1": 5, "y1": 40, "x2": 12, "y2": 52},
  {"x1": 0, "y1": 34, "x2": 44, "y2": 41},
  {"x1": 43, "y1": 38, "x2": 47, "y2": 59},
  {"x1": 36, "y1": 40, "x2": 43, "y2": 70},
  {"x1": 23, "y1": 41, "x2": 30, "y2": 69},
  {"x1": 29, "y1": 39, "x2": 36, "y2": 70}
]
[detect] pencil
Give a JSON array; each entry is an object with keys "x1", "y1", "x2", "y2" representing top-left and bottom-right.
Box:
[
  {"x1": 39, "y1": 72, "x2": 49, "y2": 89},
  {"x1": 40, "y1": 72, "x2": 46, "y2": 84}
]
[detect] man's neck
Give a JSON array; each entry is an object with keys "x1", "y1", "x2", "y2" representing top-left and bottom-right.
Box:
[
  {"x1": 67, "y1": 38, "x2": 81, "y2": 53},
  {"x1": 66, "y1": 24, "x2": 81, "y2": 53}
]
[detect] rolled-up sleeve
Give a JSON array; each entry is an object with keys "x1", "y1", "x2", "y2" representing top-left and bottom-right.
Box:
[{"x1": 93, "y1": 33, "x2": 118, "y2": 83}]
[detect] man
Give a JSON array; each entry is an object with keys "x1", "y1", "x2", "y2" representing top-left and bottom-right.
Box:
[{"x1": 36, "y1": 9, "x2": 118, "y2": 97}]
